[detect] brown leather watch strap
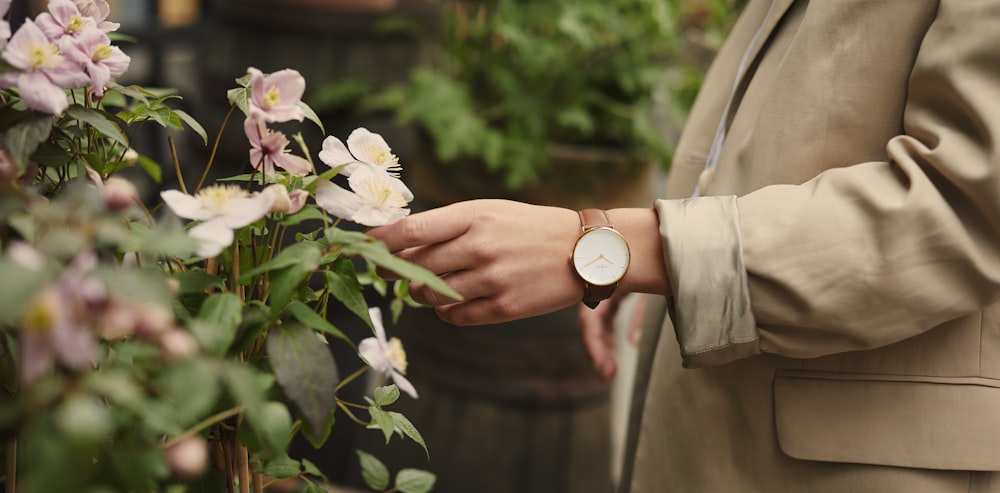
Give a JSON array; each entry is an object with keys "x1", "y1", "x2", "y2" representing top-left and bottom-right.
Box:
[
  {"x1": 579, "y1": 208, "x2": 611, "y2": 230},
  {"x1": 577, "y1": 209, "x2": 618, "y2": 309},
  {"x1": 583, "y1": 283, "x2": 616, "y2": 309}
]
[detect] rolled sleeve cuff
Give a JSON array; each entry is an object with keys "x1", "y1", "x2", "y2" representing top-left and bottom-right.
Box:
[{"x1": 655, "y1": 196, "x2": 760, "y2": 368}]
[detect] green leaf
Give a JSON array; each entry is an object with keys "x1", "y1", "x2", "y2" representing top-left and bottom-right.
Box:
[
  {"x1": 170, "y1": 269, "x2": 225, "y2": 293},
  {"x1": 373, "y1": 385, "x2": 399, "y2": 407},
  {"x1": 157, "y1": 359, "x2": 220, "y2": 427},
  {"x1": 266, "y1": 243, "x2": 323, "y2": 310},
  {"x1": 324, "y1": 257, "x2": 373, "y2": 330},
  {"x1": 395, "y1": 469, "x2": 437, "y2": 493},
  {"x1": 356, "y1": 450, "x2": 390, "y2": 491},
  {"x1": 0, "y1": 258, "x2": 50, "y2": 325},
  {"x1": 227, "y1": 87, "x2": 249, "y2": 116},
  {"x1": 389, "y1": 411, "x2": 429, "y2": 459},
  {"x1": 240, "y1": 240, "x2": 320, "y2": 281},
  {"x1": 4, "y1": 114, "x2": 53, "y2": 169},
  {"x1": 173, "y1": 108, "x2": 208, "y2": 144},
  {"x1": 129, "y1": 155, "x2": 161, "y2": 186},
  {"x1": 106, "y1": 82, "x2": 151, "y2": 105},
  {"x1": 278, "y1": 205, "x2": 327, "y2": 227},
  {"x1": 65, "y1": 105, "x2": 128, "y2": 148},
  {"x1": 266, "y1": 324, "x2": 340, "y2": 447},
  {"x1": 95, "y1": 266, "x2": 175, "y2": 306},
  {"x1": 368, "y1": 406, "x2": 396, "y2": 444},
  {"x1": 261, "y1": 455, "x2": 301, "y2": 479},
  {"x1": 285, "y1": 299, "x2": 353, "y2": 347},
  {"x1": 297, "y1": 100, "x2": 325, "y2": 134},
  {"x1": 189, "y1": 292, "x2": 242, "y2": 356},
  {"x1": 340, "y1": 238, "x2": 460, "y2": 301},
  {"x1": 238, "y1": 401, "x2": 293, "y2": 460},
  {"x1": 301, "y1": 458, "x2": 324, "y2": 478}
]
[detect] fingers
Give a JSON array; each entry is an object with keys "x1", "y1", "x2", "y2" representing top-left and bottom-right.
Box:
[
  {"x1": 367, "y1": 201, "x2": 477, "y2": 252},
  {"x1": 407, "y1": 270, "x2": 497, "y2": 307},
  {"x1": 578, "y1": 303, "x2": 618, "y2": 381}
]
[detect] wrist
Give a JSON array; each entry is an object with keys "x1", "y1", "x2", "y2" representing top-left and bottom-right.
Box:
[{"x1": 606, "y1": 208, "x2": 671, "y2": 296}]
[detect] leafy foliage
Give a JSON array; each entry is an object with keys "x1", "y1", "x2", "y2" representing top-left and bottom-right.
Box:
[{"x1": 354, "y1": 0, "x2": 742, "y2": 189}]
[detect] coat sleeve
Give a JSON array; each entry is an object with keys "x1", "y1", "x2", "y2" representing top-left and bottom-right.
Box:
[{"x1": 658, "y1": 0, "x2": 1000, "y2": 368}]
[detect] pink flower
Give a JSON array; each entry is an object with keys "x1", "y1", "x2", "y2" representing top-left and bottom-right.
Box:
[
  {"x1": 0, "y1": 0, "x2": 11, "y2": 51},
  {"x1": 0, "y1": 19, "x2": 89, "y2": 113},
  {"x1": 36, "y1": 0, "x2": 96, "y2": 42},
  {"x1": 319, "y1": 127, "x2": 402, "y2": 177},
  {"x1": 246, "y1": 67, "x2": 305, "y2": 123},
  {"x1": 63, "y1": 25, "x2": 129, "y2": 96},
  {"x1": 244, "y1": 117, "x2": 311, "y2": 176},
  {"x1": 70, "y1": 0, "x2": 119, "y2": 32},
  {"x1": 18, "y1": 253, "x2": 104, "y2": 384},
  {"x1": 263, "y1": 183, "x2": 308, "y2": 215}
]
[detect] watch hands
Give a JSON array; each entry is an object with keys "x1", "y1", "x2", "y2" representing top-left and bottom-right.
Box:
[{"x1": 583, "y1": 254, "x2": 615, "y2": 268}]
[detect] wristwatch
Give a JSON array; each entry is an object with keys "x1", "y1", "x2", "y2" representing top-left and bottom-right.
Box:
[{"x1": 571, "y1": 209, "x2": 630, "y2": 309}]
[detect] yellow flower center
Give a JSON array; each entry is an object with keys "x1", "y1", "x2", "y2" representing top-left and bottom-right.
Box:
[
  {"x1": 22, "y1": 289, "x2": 59, "y2": 334},
  {"x1": 386, "y1": 337, "x2": 408, "y2": 374},
  {"x1": 363, "y1": 144, "x2": 399, "y2": 170},
  {"x1": 358, "y1": 178, "x2": 407, "y2": 209},
  {"x1": 28, "y1": 42, "x2": 60, "y2": 70},
  {"x1": 263, "y1": 87, "x2": 281, "y2": 109},
  {"x1": 92, "y1": 44, "x2": 112, "y2": 62},
  {"x1": 196, "y1": 185, "x2": 248, "y2": 211},
  {"x1": 66, "y1": 15, "x2": 85, "y2": 33}
]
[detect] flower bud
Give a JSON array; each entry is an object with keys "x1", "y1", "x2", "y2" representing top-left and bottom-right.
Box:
[
  {"x1": 102, "y1": 177, "x2": 139, "y2": 212},
  {"x1": 264, "y1": 183, "x2": 292, "y2": 213},
  {"x1": 157, "y1": 329, "x2": 199, "y2": 360},
  {"x1": 287, "y1": 189, "x2": 308, "y2": 215},
  {"x1": 166, "y1": 435, "x2": 209, "y2": 479}
]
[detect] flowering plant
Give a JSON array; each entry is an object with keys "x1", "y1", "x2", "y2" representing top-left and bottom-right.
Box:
[{"x1": 0, "y1": 1, "x2": 454, "y2": 492}]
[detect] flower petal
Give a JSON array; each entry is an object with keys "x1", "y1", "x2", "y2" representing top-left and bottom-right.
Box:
[
  {"x1": 318, "y1": 135, "x2": 359, "y2": 175},
  {"x1": 17, "y1": 72, "x2": 68, "y2": 114},
  {"x1": 314, "y1": 180, "x2": 363, "y2": 220},
  {"x1": 358, "y1": 336, "x2": 391, "y2": 374},
  {"x1": 273, "y1": 152, "x2": 311, "y2": 176},
  {"x1": 160, "y1": 190, "x2": 213, "y2": 221},
  {"x1": 390, "y1": 371, "x2": 419, "y2": 399},
  {"x1": 219, "y1": 193, "x2": 274, "y2": 229},
  {"x1": 368, "y1": 306, "x2": 387, "y2": 341},
  {"x1": 346, "y1": 128, "x2": 391, "y2": 165},
  {"x1": 350, "y1": 206, "x2": 409, "y2": 227},
  {"x1": 189, "y1": 219, "x2": 234, "y2": 258}
]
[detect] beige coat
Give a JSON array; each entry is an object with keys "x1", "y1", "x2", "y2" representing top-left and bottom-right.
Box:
[{"x1": 622, "y1": 0, "x2": 1000, "y2": 491}]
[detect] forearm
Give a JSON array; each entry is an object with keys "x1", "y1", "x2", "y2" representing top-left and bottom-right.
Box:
[{"x1": 606, "y1": 207, "x2": 671, "y2": 297}]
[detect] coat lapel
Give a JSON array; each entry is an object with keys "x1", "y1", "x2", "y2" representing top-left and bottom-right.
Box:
[{"x1": 730, "y1": 0, "x2": 799, "y2": 105}]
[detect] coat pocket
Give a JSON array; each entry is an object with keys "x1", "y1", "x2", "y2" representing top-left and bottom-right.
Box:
[{"x1": 774, "y1": 370, "x2": 1000, "y2": 471}]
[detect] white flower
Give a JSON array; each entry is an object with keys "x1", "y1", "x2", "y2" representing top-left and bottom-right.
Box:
[
  {"x1": 358, "y1": 307, "x2": 417, "y2": 399},
  {"x1": 314, "y1": 165, "x2": 412, "y2": 227},
  {"x1": 160, "y1": 185, "x2": 275, "y2": 258},
  {"x1": 319, "y1": 127, "x2": 402, "y2": 177}
]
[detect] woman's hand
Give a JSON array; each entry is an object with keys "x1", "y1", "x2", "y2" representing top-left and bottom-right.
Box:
[{"x1": 368, "y1": 199, "x2": 584, "y2": 325}]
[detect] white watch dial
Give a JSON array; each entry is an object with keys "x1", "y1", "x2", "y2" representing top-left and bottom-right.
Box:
[{"x1": 572, "y1": 227, "x2": 630, "y2": 286}]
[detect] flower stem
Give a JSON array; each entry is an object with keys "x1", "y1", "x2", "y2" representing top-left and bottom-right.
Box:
[
  {"x1": 162, "y1": 406, "x2": 243, "y2": 449},
  {"x1": 335, "y1": 366, "x2": 369, "y2": 392},
  {"x1": 336, "y1": 401, "x2": 370, "y2": 426},
  {"x1": 237, "y1": 441, "x2": 250, "y2": 493},
  {"x1": 195, "y1": 104, "x2": 237, "y2": 194},
  {"x1": 168, "y1": 135, "x2": 187, "y2": 194}
]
